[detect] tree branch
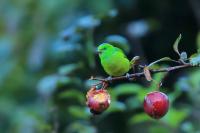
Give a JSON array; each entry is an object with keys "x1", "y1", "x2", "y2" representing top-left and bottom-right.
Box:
[{"x1": 91, "y1": 63, "x2": 193, "y2": 83}]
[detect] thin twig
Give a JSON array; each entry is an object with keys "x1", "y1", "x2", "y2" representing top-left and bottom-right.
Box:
[{"x1": 92, "y1": 63, "x2": 193, "y2": 83}]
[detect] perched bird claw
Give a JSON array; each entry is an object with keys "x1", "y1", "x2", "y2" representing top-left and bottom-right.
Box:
[
  {"x1": 126, "y1": 73, "x2": 135, "y2": 81},
  {"x1": 105, "y1": 76, "x2": 113, "y2": 83},
  {"x1": 125, "y1": 73, "x2": 130, "y2": 79}
]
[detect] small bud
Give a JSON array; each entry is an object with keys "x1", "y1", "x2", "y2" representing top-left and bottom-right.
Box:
[{"x1": 86, "y1": 87, "x2": 111, "y2": 115}]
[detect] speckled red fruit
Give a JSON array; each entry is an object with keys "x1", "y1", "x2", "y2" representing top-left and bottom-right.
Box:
[
  {"x1": 143, "y1": 91, "x2": 169, "y2": 119},
  {"x1": 86, "y1": 88, "x2": 110, "y2": 114}
]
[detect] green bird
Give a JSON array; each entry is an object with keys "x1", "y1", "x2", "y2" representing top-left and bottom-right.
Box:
[{"x1": 97, "y1": 43, "x2": 131, "y2": 76}]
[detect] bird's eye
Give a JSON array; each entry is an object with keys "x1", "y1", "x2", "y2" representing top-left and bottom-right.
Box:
[{"x1": 102, "y1": 47, "x2": 106, "y2": 50}]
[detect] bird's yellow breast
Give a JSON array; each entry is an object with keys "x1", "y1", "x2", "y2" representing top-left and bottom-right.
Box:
[{"x1": 101, "y1": 52, "x2": 130, "y2": 76}]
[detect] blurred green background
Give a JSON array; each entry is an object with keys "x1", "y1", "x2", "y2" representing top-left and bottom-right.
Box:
[{"x1": 1, "y1": 0, "x2": 200, "y2": 133}]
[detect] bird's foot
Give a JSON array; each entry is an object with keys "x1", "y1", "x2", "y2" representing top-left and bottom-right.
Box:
[
  {"x1": 105, "y1": 76, "x2": 113, "y2": 83},
  {"x1": 125, "y1": 73, "x2": 130, "y2": 79}
]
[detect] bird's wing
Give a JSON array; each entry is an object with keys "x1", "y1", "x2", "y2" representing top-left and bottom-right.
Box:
[{"x1": 114, "y1": 47, "x2": 128, "y2": 58}]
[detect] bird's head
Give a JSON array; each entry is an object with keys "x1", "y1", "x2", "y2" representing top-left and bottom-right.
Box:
[{"x1": 97, "y1": 43, "x2": 114, "y2": 55}]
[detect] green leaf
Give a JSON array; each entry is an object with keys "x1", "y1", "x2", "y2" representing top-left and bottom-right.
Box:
[
  {"x1": 189, "y1": 69, "x2": 200, "y2": 91},
  {"x1": 125, "y1": 97, "x2": 141, "y2": 110},
  {"x1": 67, "y1": 106, "x2": 90, "y2": 119},
  {"x1": 86, "y1": 30, "x2": 95, "y2": 68},
  {"x1": 148, "y1": 57, "x2": 175, "y2": 68},
  {"x1": 110, "y1": 83, "x2": 147, "y2": 104},
  {"x1": 146, "y1": 64, "x2": 160, "y2": 70},
  {"x1": 173, "y1": 34, "x2": 182, "y2": 55},
  {"x1": 57, "y1": 77, "x2": 82, "y2": 87},
  {"x1": 128, "y1": 113, "x2": 153, "y2": 125},
  {"x1": 149, "y1": 73, "x2": 167, "y2": 91},
  {"x1": 106, "y1": 101, "x2": 126, "y2": 113},
  {"x1": 66, "y1": 122, "x2": 97, "y2": 133},
  {"x1": 189, "y1": 53, "x2": 200, "y2": 66},
  {"x1": 149, "y1": 125, "x2": 171, "y2": 133},
  {"x1": 137, "y1": 89, "x2": 149, "y2": 102},
  {"x1": 181, "y1": 122, "x2": 194, "y2": 133},
  {"x1": 58, "y1": 63, "x2": 83, "y2": 75},
  {"x1": 161, "y1": 108, "x2": 189, "y2": 127},
  {"x1": 187, "y1": 70, "x2": 200, "y2": 108},
  {"x1": 168, "y1": 89, "x2": 181, "y2": 103},
  {"x1": 196, "y1": 32, "x2": 200, "y2": 49},
  {"x1": 58, "y1": 89, "x2": 85, "y2": 104},
  {"x1": 190, "y1": 53, "x2": 198, "y2": 58},
  {"x1": 37, "y1": 75, "x2": 58, "y2": 96},
  {"x1": 111, "y1": 83, "x2": 143, "y2": 98}
]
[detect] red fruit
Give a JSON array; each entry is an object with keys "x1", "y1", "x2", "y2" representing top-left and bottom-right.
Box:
[
  {"x1": 143, "y1": 91, "x2": 169, "y2": 119},
  {"x1": 86, "y1": 87, "x2": 111, "y2": 115}
]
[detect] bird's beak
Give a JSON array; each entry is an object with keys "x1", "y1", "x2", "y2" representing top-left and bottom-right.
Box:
[{"x1": 96, "y1": 49, "x2": 101, "y2": 55}]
